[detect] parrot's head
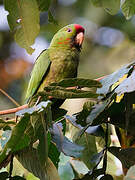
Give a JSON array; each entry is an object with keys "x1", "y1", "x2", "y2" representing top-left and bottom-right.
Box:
[{"x1": 50, "y1": 24, "x2": 85, "y2": 51}]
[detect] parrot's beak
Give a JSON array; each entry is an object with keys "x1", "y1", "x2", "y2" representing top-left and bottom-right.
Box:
[{"x1": 75, "y1": 32, "x2": 84, "y2": 47}]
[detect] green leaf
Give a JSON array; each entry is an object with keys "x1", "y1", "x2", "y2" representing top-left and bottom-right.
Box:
[
  {"x1": 4, "y1": 0, "x2": 40, "y2": 54},
  {"x1": 17, "y1": 101, "x2": 52, "y2": 167},
  {"x1": 115, "y1": 70, "x2": 135, "y2": 96},
  {"x1": 67, "y1": 97, "x2": 112, "y2": 136},
  {"x1": 45, "y1": 103, "x2": 53, "y2": 127},
  {"x1": 36, "y1": 0, "x2": 51, "y2": 11},
  {"x1": 48, "y1": 142, "x2": 60, "y2": 168},
  {"x1": 91, "y1": 149, "x2": 104, "y2": 166},
  {"x1": 75, "y1": 101, "x2": 95, "y2": 127},
  {"x1": 51, "y1": 78, "x2": 102, "y2": 88},
  {"x1": 58, "y1": 161, "x2": 74, "y2": 180},
  {"x1": 48, "y1": 10, "x2": 58, "y2": 25},
  {"x1": 75, "y1": 100, "x2": 107, "y2": 133},
  {"x1": 66, "y1": 115, "x2": 105, "y2": 137},
  {"x1": 16, "y1": 100, "x2": 52, "y2": 169},
  {"x1": 86, "y1": 99, "x2": 110, "y2": 125},
  {"x1": 125, "y1": 165, "x2": 135, "y2": 180},
  {"x1": 58, "y1": 154, "x2": 75, "y2": 180},
  {"x1": 36, "y1": 125, "x2": 48, "y2": 167},
  {"x1": 26, "y1": 173, "x2": 39, "y2": 180},
  {"x1": 36, "y1": 104, "x2": 53, "y2": 167},
  {"x1": 67, "y1": 120, "x2": 98, "y2": 169},
  {"x1": 14, "y1": 134, "x2": 30, "y2": 152},
  {"x1": 70, "y1": 159, "x2": 89, "y2": 178},
  {"x1": 0, "y1": 119, "x2": 16, "y2": 130},
  {"x1": 0, "y1": 171, "x2": 9, "y2": 180},
  {"x1": 43, "y1": 86, "x2": 99, "y2": 99},
  {"x1": 91, "y1": 0, "x2": 120, "y2": 15},
  {"x1": 0, "y1": 116, "x2": 29, "y2": 165},
  {"x1": 29, "y1": 101, "x2": 52, "y2": 131},
  {"x1": 65, "y1": 117, "x2": 104, "y2": 171},
  {"x1": 16, "y1": 146, "x2": 48, "y2": 180},
  {"x1": 17, "y1": 147, "x2": 60, "y2": 180},
  {"x1": 108, "y1": 146, "x2": 135, "y2": 169},
  {"x1": 97, "y1": 62, "x2": 134, "y2": 95},
  {"x1": 121, "y1": 0, "x2": 135, "y2": 20},
  {"x1": 16, "y1": 101, "x2": 52, "y2": 117},
  {"x1": 49, "y1": 119, "x2": 66, "y2": 168},
  {"x1": 50, "y1": 122, "x2": 84, "y2": 158}
]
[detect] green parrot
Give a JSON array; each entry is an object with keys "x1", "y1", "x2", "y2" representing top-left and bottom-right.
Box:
[
  {"x1": 0, "y1": 24, "x2": 85, "y2": 180},
  {"x1": 25, "y1": 24, "x2": 85, "y2": 102},
  {"x1": 20, "y1": 24, "x2": 85, "y2": 179}
]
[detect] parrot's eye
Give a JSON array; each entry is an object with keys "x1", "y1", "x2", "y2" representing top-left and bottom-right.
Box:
[{"x1": 67, "y1": 28, "x2": 72, "y2": 33}]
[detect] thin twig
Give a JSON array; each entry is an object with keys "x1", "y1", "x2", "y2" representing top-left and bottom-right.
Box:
[
  {"x1": 95, "y1": 75, "x2": 106, "y2": 81},
  {"x1": 0, "y1": 88, "x2": 20, "y2": 107},
  {"x1": 0, "y1": 104, "x2": 28, "y2": 115}
]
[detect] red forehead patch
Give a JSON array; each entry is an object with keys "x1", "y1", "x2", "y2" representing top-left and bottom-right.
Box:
[{"x1": 74, "y1": 24, "x2": 85, "y2": 33}]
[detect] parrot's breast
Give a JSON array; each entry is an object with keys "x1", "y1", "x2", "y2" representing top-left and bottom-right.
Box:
[{"x1": 38, "y1": 48, "x2": 80, "y2": 92}]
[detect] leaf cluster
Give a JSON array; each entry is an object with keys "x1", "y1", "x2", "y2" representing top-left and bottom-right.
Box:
[
  {"x1": 1, "y1": 60, "x2": 135, "y2": 178},
  {"x1": 3, "y1": 0, "x2": 56, "y2": 54},
  {"x1": 68, "y1": 61, "x2": 135, "y2": 179},
  {"x1": 91, "y1": 0, "x2": 135, "y2": 20},
  {"x1": 3, "y1": 0, "x2": 135, "y2": 55},
  {"x1": 0, "y1": 78, "x2": 101, "y2": 179}
]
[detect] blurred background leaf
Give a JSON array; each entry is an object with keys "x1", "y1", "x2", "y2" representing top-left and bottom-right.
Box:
[
  {"x1": 91, "y1": 0, "x2": 120, "y2": 15},
  {"x1": 4, "y1": 0, "x2": 40, "y2": 54}
]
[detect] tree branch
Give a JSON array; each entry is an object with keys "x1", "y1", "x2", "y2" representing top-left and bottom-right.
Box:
[
  {"x1": 0, "y1": 104, "x2": 28, "y2": 115},
  {"x1": 0, "y1": 88, "x2": 20, "y2": 107}
]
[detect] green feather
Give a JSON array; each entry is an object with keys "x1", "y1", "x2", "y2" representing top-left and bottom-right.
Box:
[{"x1": 25, "y1": 50, "x2": 51, "y2": 100}]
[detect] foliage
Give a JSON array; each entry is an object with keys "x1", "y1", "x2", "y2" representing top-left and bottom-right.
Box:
[
  {"x1": 0, "y1": 78, "x2": 102, "y2": 179},
  {"x1": 91, "y1": 0, "x2": 121, "y2": 15},
  {"x1": 3, "y1": 0, "x2": 135, "y2": 54},
  {"x1": 2, "y1": 59, "x2": 135, "y2": 179},
  {"x1": 1, "y1": 0, "x2": 135, "y2": 179},
  {"x1": 91, "y1": 0, "x2": 135, "y2": 20},
  {"x1": 4, "y1": 0, "x2": 40, "y2": 54},
  {"x1": 3, "y1": 0, "x2": 56, "y2": 54}
]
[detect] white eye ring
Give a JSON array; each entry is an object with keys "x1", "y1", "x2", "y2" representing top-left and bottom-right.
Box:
[{"x1": 67, "y1": 28, "x2": 72, "y2": 32}]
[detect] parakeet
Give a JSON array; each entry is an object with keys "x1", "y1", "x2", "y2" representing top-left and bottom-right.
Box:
[
  {"x1": 25, "y1": 24, "x2": 85, "y2": 101},
  {"x1": 1, "y1": 24, "x2": 85, "y2": 180}
]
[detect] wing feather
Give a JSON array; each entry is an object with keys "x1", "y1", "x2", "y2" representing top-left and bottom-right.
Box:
[{"x1": 25, "y1": 50, "x2": 51, "y2": 100}]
